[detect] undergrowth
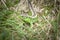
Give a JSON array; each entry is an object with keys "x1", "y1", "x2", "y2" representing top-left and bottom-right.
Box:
[{"x1": 0, "y1": 0, "x2": 59, "y2": 40}]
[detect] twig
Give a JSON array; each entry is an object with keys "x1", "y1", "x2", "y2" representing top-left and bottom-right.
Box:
[
  {"x1": 27, "y1": 0, "x2": 37, "y2": 18},
  {"x1": 20, "y1": 0, "x2": 37, "y2": 18}
]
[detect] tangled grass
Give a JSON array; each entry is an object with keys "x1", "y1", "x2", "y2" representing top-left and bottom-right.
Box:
[{"x1": 0, "y1": 0, "x2": 59, "y2": 40}]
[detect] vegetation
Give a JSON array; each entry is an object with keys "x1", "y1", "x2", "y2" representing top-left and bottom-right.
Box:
[{"x1": 0, "y1": 0, "x2": 60, "y2": 40}]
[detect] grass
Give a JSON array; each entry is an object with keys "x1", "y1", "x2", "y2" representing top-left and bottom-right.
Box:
[
  {"x1": 0, "y1": 0, "x2": 59, "y2": 40},
  {"x1": 0, "y1": 8, "x2": 58, "y2": 40}
]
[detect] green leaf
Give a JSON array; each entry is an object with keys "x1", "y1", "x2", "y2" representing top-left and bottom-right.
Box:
[{"x1": 24, "y1": 18, "x2": 31, "y2": 23}]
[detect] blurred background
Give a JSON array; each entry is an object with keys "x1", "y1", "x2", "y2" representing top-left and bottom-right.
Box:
[{"x1": 0, "y1": 0, "x2": 60, "y2": 40}]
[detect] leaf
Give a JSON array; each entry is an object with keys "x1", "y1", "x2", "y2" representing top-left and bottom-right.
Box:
[{"x1": 24, "y1": 18, "x2": 31, "y2": 23}]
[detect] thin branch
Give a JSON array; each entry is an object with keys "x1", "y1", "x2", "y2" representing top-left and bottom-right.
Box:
[{"x1": 27, "y1": 0, "x2": 37, "y2": 18}]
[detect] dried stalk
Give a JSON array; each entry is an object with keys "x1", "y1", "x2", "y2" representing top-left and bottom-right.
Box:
[
  {"x1": 1, "y1": 0, "x2": 8, "y2": 10},
  {"x1": 21, "y1": 0, "x2": 37, "y2": 18}
]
